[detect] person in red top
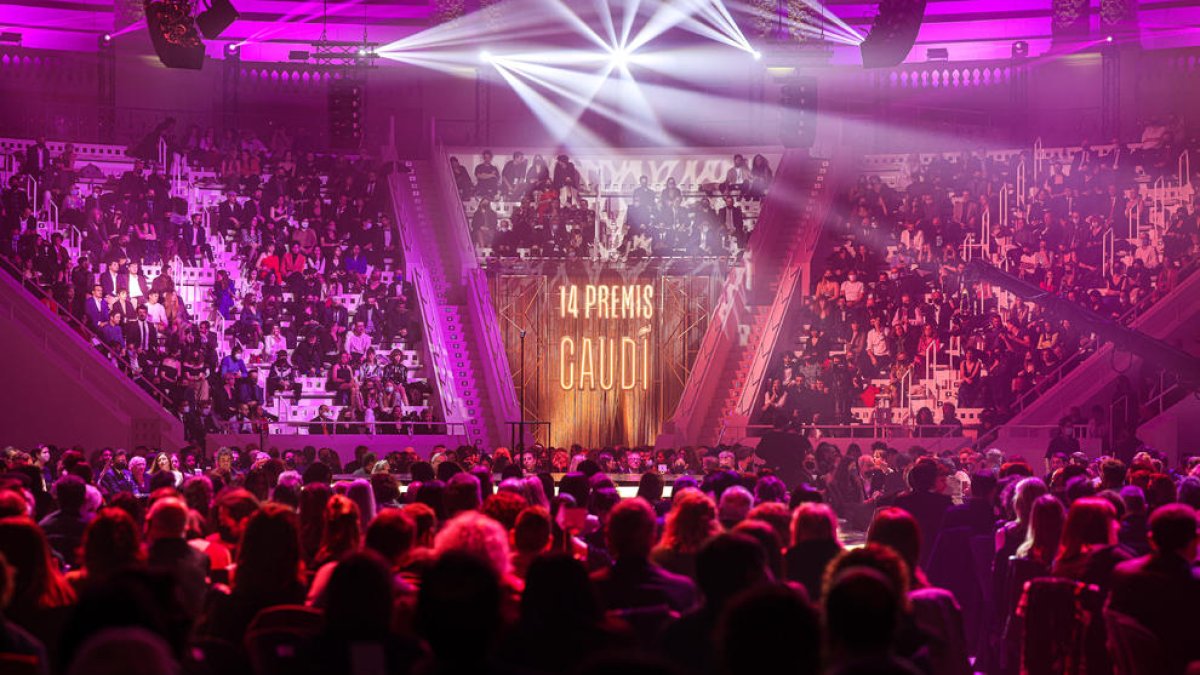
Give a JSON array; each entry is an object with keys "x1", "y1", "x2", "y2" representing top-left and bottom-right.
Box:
[
  {"x1": 280, "y1": 242, "x2": 307, "y2": 283},
  {"x1": 255, "y1": 242, "x2": 282, "y2": 284}
]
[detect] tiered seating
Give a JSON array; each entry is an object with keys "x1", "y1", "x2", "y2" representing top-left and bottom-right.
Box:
[
  {"x1": 753, "y1": 137, "x2": 1196, "y2": 440},
  {"x1": 3, "y1": 135, "x2": 442, "y2": 439}
]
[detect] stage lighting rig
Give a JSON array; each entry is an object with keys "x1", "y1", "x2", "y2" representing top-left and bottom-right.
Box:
[{"x1": 310, "y1": 40, "x2": 380, "y2": 67}]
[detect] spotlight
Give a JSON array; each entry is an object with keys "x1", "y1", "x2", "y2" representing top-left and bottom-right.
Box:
[
  {"x1": 1012, "y1": 40, "x2": 1029, "y2": 58},
  {"x1": 751, "y1": 50, "x2": 762, "y2": 61},
  {"x1": 1105, "y1": 35, "x2": 1114, "y2": 43},
  {"x1": 479, "y1": 50, "x2": 492, "y2": 63},
  {"x1": 610, "y1": 47, "x2": 629, "y2": 68},
  {"x1": 357, "y1": 47, "x2": 367, "y2": 57},
  {"x1": 225, "y1": 43, "x2": 239, "y2": 55},
  {"x1": 197, "y1": 0, "x2": 239, "y2": 39},
  {"x1": 102, "y1": 33, "x2": 112, "y2": 43}
]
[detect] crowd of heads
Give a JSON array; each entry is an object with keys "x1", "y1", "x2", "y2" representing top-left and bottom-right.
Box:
[
  {"x1": 759, "y1": 134, "x2": 1199, "y2": 439},
  {"x1": 2, "y1": 131, "x2": 441, "y2": 441},
  {"x1": 1, "y1": 433, "x2": 1199, "y2": 674},
  {"x1": 456, "y1": 150, "x2": 774, "y2": 258}
]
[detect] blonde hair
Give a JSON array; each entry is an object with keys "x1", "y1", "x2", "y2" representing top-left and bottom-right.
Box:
[
  {"x1": 660, "y1": 488, "x2": 720, "y2": 554},
  {"x1": 434, "y1": 511, "x2": 512, "y2": 576}
]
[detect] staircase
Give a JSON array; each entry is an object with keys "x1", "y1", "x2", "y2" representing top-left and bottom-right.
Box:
[
  {"x1": 994, "y1": 267, "x2": 1200, "y2": 465},
  {"x1": 389, "y1": 155, "x2": 517, "y2": 450},
  {"x1": 0, "y1": 269, "x2": 186, "y2": 450},
  {"x1": 660, "y1": 151, "x2": 835, "y2": 447}
]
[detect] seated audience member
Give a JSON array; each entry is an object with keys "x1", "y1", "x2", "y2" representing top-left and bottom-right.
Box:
[
  {"x1": 892, "y1": 457, "x2": 952, "y2": 567},
  {"x1": 195, "y1": 503, "x2": 306, "y2": 644},
  {"x1": 651, "y1": 488, "x2": 720, "y2": 579},
  {"x1": 717, "y1": 585, "x2": 820, "y2": 675},
  {"x1": 661, "y1": 533, "x2": 772, "y2": 675},
  {"x1": 784, "y1": 502, "x2": 843, "y2": 600},
  {"x1": 38, "y1": 476, "x2": 92, "y2": 569},
  {"x1": 144, "y1": 497, "x2": 211, "y2": 619},
  {"x1": 591, "y1": 498, "x2": 697, "y2": 613},
  {"x1": 1109, "y1": 503, "x2": 1200, "y2": 675}
]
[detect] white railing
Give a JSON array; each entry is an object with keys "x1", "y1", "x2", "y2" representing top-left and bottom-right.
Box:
[
  {"x1": 1033, "y1": 137, "x2": 1045, "y2": 182},
  {"x1": 1102, "y1": 228, "x2": 1116, "y2": 278},
  {"x1": 22, "y1": 174, "x2": 37, "y2": 213},
  {"x1": 999, "y1": 183, "x2": 1010, "y2": 226},
  {"x1": 1016, "y1": 159, "x2": 1027, "y2": 208},
  {"x1": 1181, "y1": 149, "x2": 1191, "y2": 188},
  {"x1": 923, "y1": 337, "x2": 937, "y2": 383}
]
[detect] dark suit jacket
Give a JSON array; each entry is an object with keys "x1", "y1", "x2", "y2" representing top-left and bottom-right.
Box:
[
  {"x1": 1109, "y1": 553, "x2": 1200, "y2": 674},
  {"x1": 125, "y1": 319, "x2": 159, "y2": 351},
  {"x1": 25, "y1": 144, "x2": 50, "y2": 174},
  {"x1": 893, "y1": 490, "x2": 953, "y2": 566},
  {"x1": 590, "y1": 558, "x2": 697, "y2": 613},
  {"x1": 100, "y1": 271, "x2": 127, "y2": 298}
]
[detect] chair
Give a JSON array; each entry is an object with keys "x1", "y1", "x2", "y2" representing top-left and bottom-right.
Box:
[
  {"x1": 1104, "y1": 609, "x2": 1164, "y2": 675},
  {"x1": 245, "y1": 605, "x2": 324, "y2": 675},
  {"x1": 0, "y1": 653, "x2": 41, "y2": 675},
  {"x1": 183, "y1": 637, "x2": 251, "y2": 675},
  {"x1": 1016, "y1": 577, "x2": 1103, "y2": 675}
]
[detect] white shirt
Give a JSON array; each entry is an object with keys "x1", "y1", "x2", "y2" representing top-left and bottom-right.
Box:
[
  {"x1": 866, "y1": 328, "x2": 890, "y2": 357},
  {"x1": 841, "y1": 279, "x2": 865, "y2": 303},
  {"x1": 345, "y1": 331, "x2": 372, "y2": 356},
  {"x1": 1134, "y1": 242, "x2": 1160, "y2": 269},
  {"x1": 144, "y1": 301, "x2": 167, "y2": 328},
  {"x1": 265, "y1": 334, "x2": 288, "y2": 356}
]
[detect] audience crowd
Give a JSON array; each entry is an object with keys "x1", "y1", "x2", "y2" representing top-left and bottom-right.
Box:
[
  {"x1": 757, "y1": 136, "x2": 1199, "y2": 444},
  {"x1": 1, "y1": 435, "x2": 1199, "y2": 674},
  {"x1": 1, "y1": 131, "x2": 441, "y2": 443},
  {"x1": 455, "y1": 151, "x2": 773, "y2": 258}
]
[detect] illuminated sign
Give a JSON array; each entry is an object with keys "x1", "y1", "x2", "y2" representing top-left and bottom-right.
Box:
[{"x1": 557, "y1": 283, "x2": 653, "y2": 391}]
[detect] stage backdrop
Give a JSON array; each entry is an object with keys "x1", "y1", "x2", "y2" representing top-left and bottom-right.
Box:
[{"x1": 490, "y1": 260, "x2": 724, "y2": 448}]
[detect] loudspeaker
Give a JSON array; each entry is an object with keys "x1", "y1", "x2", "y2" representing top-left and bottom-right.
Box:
[
  {"x1": 859, "y1": 0, "x2": 927, "y2": 68},
  {"x1": 197, "y1": 0, "x2": 239, "y2": 39},
  {"x1": 144, "y1": 0, "x2": 205, "y2": 70},
  {"x1": 329, "y1": 80, "x2": 364, "y2": 150},
  {"x1": 779, "y1": 76, "x2": 817, "y2": 148}
]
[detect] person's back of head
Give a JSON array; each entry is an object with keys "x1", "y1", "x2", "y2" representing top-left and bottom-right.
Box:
[
  {"x1": 482, "y1": 491, "x2": 527, "y2": 530},
  {"x1": 970, "y1": 471, "x2": 997, "y2": 501},
  {"x1": 696, "y1": 533, "x2": 769, "y2": 611},
  {"x1": 323, "y1": 550, "x2": 393, "y2": 640},
  {"x1": 56, "y1": 474, "x2": 87, "y2": 514},
  {"x1": 718, "y1": 485, "x2": 754, "y2": 528},
  {"x1": 521, "y1": 553, "x2": 600, "y2": 628},
  {"x1": 433, "y1": 511, "x2": 511, "y2": 577},
  {"x1": 637, "y1": 471, "x2": 665, "y2": 502},
  {"x1": 1149, "y1": 503, "x2": 1198, "y2": 558},
  {"x1": 791, "y1": 502, "x2": 839, "y2": 545},
  {"x1": 513, "y1": 506, "x2": 552, "y2": 556},
  {"x1": 558, "y1": 472, "x2": 590, "y2": 507},
  {"x1": 364, "y1": 508, "x2": 416, "y2": 565},
  {"x1": 1119, "y1": 485, "x2": 1147, "y2": 516},
  {"x1": 866, "y1": 507, "x2": 922, "y2": 576},
  {"x1": 824, "y1": 566, "x2": 902, "y2": 660},
  {"x1": 718, "y1": 585, "x2": 819, "y2": 675},
  {"x1": 417, "y1": 551, "x2": 501, "y2": 667},
  {"x1": 146, "y1": 497, "x2": 189, "y2": 542},
  {"x1": 907, "y1": 458, "x2": 939, "y2": 492},
  {"x1": 606, "y1": 498, "x2": 656, "y2": 560},
  {"x1": 445, "y1": 472, "x2": 482, "y2": 516},
  {"x1": 1177, "y1": 477, "x2": 1200, "y2": 510}
]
